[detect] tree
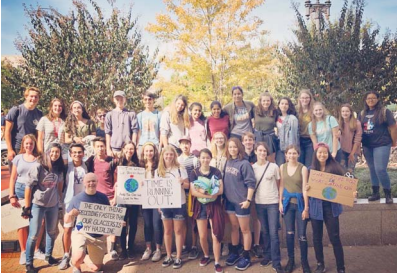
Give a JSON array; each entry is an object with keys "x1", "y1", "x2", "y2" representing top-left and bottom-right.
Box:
[
  {"x1": 13, "y1": 0, "x2": 160, "y2": 113},
  {"x1": 147, "y1": 0, "x2": 275, "y2": 105},
  {"x1": 1, "y1": 59, "x2": 27, "y2": 110},
  {"x1": 280, "y1": 0, "x2": 397, "y2": 114}
]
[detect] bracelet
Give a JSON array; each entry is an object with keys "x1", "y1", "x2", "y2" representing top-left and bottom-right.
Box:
[
  {"x1": 246, "y1": 199, "x2": 251, "y2": 203},
  {"x1": 21, "y1": 206, "x2": 33, "y2": 218}
]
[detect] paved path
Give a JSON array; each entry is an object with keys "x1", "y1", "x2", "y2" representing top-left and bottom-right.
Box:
[{"x1": 2, "y1": 245, "x2": 397, "y2": 273}]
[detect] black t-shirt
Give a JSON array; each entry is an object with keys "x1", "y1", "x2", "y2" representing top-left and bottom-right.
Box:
[
  {"x1": 359, "y1": 108, "x2": 396, "y2": 148},
  {"x1": 189, "y1": 166, "x2": 223, "y2": 184}
]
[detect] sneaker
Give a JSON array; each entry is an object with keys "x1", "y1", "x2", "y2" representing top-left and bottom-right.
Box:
[
  {"x1": 284, "y1": 259, "x2": 295, "y2": 273},
  {"x1": 337, "y1": 270, "x2": 345, "y2": 273},
  {"x1": 273, "y1": 266, "x2": 285, "y2": 273},
  {"x1": 162, "y1": 257, "x2": 173, "y2": 268},
  {"x1": 19, "y1": 251, "x2": 26, "y2": 265},
  {"x1": 110, "y1": 250, "x2": 119, "y2": 261},
  {"x1": 72, "y1": 267, "x2": 82, "y2": 273},
  {"x1": 252, "y1": 244, "x2": 263, "y2": 258},
  {"x1": 25, "y1": 264, "x2": 35, "y2": 273},
  {"x1": 141, "y1": 248, "x2": 152, "y2": 260},
  {"x1": 260, "y1": 258, "x2": 272, "y2": 267},
  {"x1": 235, "y1": 256, "x2": 251, "y2": 271},
  {"x1": 302, "y1": 261, "x2": 312, "y2": 273},
  {"x1": 225, "y1": 253, "x2": 240, "y2": 266},
  {"x1": 214, "y1": 263, "x2": 224, "y2": 273},
  {"x1": 188, "y1": 246, "x2": 199, "y2": 260},
  {"x1": 58, "y1": 254, "x2": 70, "y2": 270},
  {"x1": 221, "y1": 244, "x2": 229, "y2": 256},
  {"x1": 45, "y1": 255, "x2": 58, "y2": 265},
  {"x1": 152, "y1": 249, "x2": 162, "y2": 262},
  {"x1": 173, "y1": 258, "x2": 182, "y2": 269},
  {"x1": 200, "y1": 256, "x2": 211, "y2": 267},
  {"x1": 34, "y1": 249, "x2": 46, "y2": 260},
  {"x1": 128, "y1": 249, "x2": 134, "y2": 259},
  {"x1": 119, "y1": 250, "x2": 127, "y2": 260},
  {"x1": 315, "y1": 263, "x2": 326, "y2": 273}
]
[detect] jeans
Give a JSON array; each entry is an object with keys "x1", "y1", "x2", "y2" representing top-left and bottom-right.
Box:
[
  {"x1": 142, "y1": 208, "x2": 163, "y2": 245},
  {"x1": 363, "y1": 144, "x2": 392, "y2": 189},
  {"x1": 311, "y1": 202, "x2": 344, "y2": 271},
  {"x1": 299, "y1": 137, "x2": 313, "y2": 168},
  {"x1": 26, "y1": 204, "x2": 58, "y2": 265},
  {"x1": 120, "y1": 205, "x2": 140, "y2": 251},
  {"x1": 340, "y1": 150, "x2": 358, "y2": 173},
  {"x1": 256, "y1": 203, "x2": 281, "y2": 267},
  {"x1": 283, "y1": 203, "x2": 308, "y2": 262},
  {"x1": 276, "y1": 150, "x2": 285, "y2": 166}
]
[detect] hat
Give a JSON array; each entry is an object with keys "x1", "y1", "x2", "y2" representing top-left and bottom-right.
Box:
[
  {"x1": 83, "y1": 172, "x2": 98, "y2": 183},
  {"x1": 179, "y1": 135, "x2": 191, "y2": 143},
  {"x1": 313, "y1": 142, "x2": 330, "y2": 150},
  {"x1": 113, "y1": 90, "x2": 126, "y2": 98}
]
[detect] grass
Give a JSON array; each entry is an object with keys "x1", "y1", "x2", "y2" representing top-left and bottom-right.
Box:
[{"x1": 355, "y1": 168, "x2": 397, "y2": 198}]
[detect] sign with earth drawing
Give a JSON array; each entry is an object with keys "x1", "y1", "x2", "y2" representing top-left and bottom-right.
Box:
[
  {"x1": 307, "y1": 170, "x2": 358, "y2": 207},
  {"x1": 116, "y1": 166, "x2": 146, "y2": 205}
]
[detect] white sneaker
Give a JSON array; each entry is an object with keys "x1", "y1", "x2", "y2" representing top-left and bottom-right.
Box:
[
  {"x1": 34, "y1": 249, "x2": 46, "y2": 260},
  {"x1": 151, "y1": 249, "x2": 162, "y2": 262},
  {"x1": 19, "y1": 251, "x2": 26, "y2": 265},
  {"x1": 110, "y1": 250, "x2": 119, "y2": 261},
  {"x1": 141, "y1": 248, "x2": 152, "y2": 260},
  {"x1": 222, "y1": 244, "x2": 229, "y2": 256},
  {"x1": 58, "y1": 253, "x2": 70, "y2": 270}
]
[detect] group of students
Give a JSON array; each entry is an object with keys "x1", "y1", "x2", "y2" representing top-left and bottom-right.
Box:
[{"x1": 4, "y1": 86, "x2": 396, "y2": 273}]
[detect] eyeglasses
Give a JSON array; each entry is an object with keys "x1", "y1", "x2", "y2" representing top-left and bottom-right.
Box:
[{"x1": 97, "y1": 115, "x2": 106, "y2": 118}]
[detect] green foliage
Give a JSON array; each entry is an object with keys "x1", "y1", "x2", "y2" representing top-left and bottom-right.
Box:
[
  {"x1": 12, "y1": 0, "x2": 160, "y2": 114},
  {"x1": 280, "y1": 0, "x2": 397, "y2": 115},
  {"x1": 1, "y1": 60, "x2": 26, "y2": 110}
]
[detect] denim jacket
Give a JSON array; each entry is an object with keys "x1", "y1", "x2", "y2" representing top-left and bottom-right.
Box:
[
  {"x1": 309, "y1": 197, "x2": 343, "y2": 220},
  {"x1": 282, "y1": 188, "x2": 304, "y2": 214},
  {"x1": 278, "y1": 114, "x2": 299, "y2": 151}
]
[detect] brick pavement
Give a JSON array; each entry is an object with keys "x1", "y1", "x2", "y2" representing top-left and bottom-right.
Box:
[{"x1": 2, "y1": 245, "x2": 397, "y2": 273}]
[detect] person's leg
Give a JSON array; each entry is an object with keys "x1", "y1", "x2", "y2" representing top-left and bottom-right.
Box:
[
  {"x1": 196, "y1": 219, "x2": 209, "y2": 256},
  {"x1": 153, "y1": 209, "x2": 164, "y2": 248},
  {"x1": 311, "y1": 218, "x2": 324, "y2": 265},
  {"x1": 266, "y1": 204, "x2": 281, "y2": 269},
  {"x1": 163, "y1": 219, "x2": 173, "y2": 258},
  {"x1": 283, "y1": 204, "x2": 296, "y2": 261},
  {"x1": 296, "y1": 212, "x2": 309, "y2": 264},
  {"x1": 363, "y1": 146, "x2": 379, "y2": 187},
  {"x1": 35, "y1": 219, "x2": 46, "y2": 252},
  {"x1": 63, "y1": 227, "x2": 72, "y2": 253},
  {"x1": 127, "y1": 205, "x2": 140, "y2": 251},
  {"x1": 323, "y1": 205, "x2": 344, "y2": 271},
  {"x1": 18, "y1": 227, "x2": 28, "y2": 252},
  {"x1": 44, "y1": 205, "x2": 59, "y2": 257},
  {"x1": 174, "y1": 219, "x2": 185, "y2": 260},
  {"x1": 237, "y1": 217, "x2": 252, "y2": 252},
  {"x1": 373, "y1": 145, "x2": 392, "y2": 190},
  {"x1": 86, "y1": 235, "x2": 107, "y2": 271},
  {"x1": 26, "y1": 204, "x2": 46, "y2": 265},
  {"x1": 209, "y1": 219, "x2": 221, "y2": 264},
  {"x1": 256, "y1": 204, "x2": 271, "y2": 261},
  {"x1": 120, "y1": 207, "x2": 129, "y2": 253},
  {"x1": 227, "y1": 213, "x2": 240, "y2": 246},
  {"x1": 142, "y1": 208, "x2": 153, "y2": 250}
]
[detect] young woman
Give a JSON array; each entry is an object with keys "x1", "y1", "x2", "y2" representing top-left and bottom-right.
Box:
[
  {"x1": 359, "y1": 91, "x2": 397, "y2": 204},
  {"x1": 8, "y1": 134, "x2": 44, "y2": 265},
  {"x1": 279, "y1": 145, "x2": 310, "y2": 273},
  {"x1": 156, "y1": 145, "x2": 189, "y2": 269},
  {"x1": 115, "y1": 141, "x2": 140, "y2": 260},
  {"x1": 210, "y1": 132, "x2": 228, "y2": 173},
  {"x1": 64, "y1": 101, "x2": 96, "y2": 145},
  {"x1": 207, "y1": 101, "x2": 229, "y2": 140},
  {"x1": 308, "y1": 102, "x2": 341, "y2": 161},
  {"x1": 139, "y1": 142, "x2": 163, "y2": 262},
  {"x1": 309, "y1": 142, "x2": 354, "y2": 273},
  {"x1": 95, "y1": 108, "x2": 107, "y2": 138},
  {"x1": 253, "y1": 142, "x2": 283, "y2": 273},
  {"x1": 160, "y1": 95, "x2": 190, "y2": 151},
  {"x1": 223, "y1": 138, "x2": 256, "y2": 271},
  {"x1": 297, "y1": 89, "x2": 315, "y2": 167},
  {"x1": 23, "y1": 143, "x2": 65, "y2": 273},
  {"x1": 223, "y1": 86, "x2": 255, "y2": 141},
  {"x1": 37, "y1": 98, "x2": 67, "y2": 162},
  {"x1": 189, "y1": 102, "x2": 208, "y2": 156},
  {"x1": 338, "y1": 104, "x2": 362, "y2": 173},
  {"x1": 190, "y1": 148, "x2": 224, "y2": 273},
  {"x1": 254, "y1": 92, "x2": 279, "y2": 162},
  {"x1": 276, "y1": 97, "x2": 299, "y2": 166}
]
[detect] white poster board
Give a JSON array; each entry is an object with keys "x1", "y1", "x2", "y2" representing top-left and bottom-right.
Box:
[
  {"x1": 75, "y1": 202, "x2": 126, "y2": 236},
  {"x1": 116, "y1": 166, "x2": 146, "y2": 205},
  {"x1": 142, "y1": 178, "x2": 182, "y2": 209},
  {"x1": 1, "y1": 200, "x2": 29, "y2": 233}
]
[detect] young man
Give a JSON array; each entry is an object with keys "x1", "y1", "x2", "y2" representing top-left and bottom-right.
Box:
[
  {"x1": 58, "y1": 143, "x2": 87, "y2": 270},
  {"x1": 105, "y1": 90, "x2": 138, "y2": 158},
  {"x1": 86, "y1": 137, "x2": 118, "y2": 260},
  {"x1": 136, "y1": 91, "x2": 161, "y2": 153},
  {"x1": 177, "y1": 136, "x2": 200, "y2": 260},
  {"x1": 65, "y1": 173, "x2": 110, "y2": 273},
  {"x1": 242, "y1": 132, "x2": 257, "y2": 164},
  {"x1": 5, "y1": 87, "x2": 42, "y2": 170}
]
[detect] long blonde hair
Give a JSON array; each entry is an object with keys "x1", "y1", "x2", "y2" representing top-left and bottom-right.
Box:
[
  {"x1": 169, "y1": 95, "x2": 190, "y2": 129},
  {"x1": 311, "y1": 102, "x2": 330, "y2": 133},
  {"x1": 210, "y1": 131, "x2": 227, "y2": 158},
  {"x1": 339, "y1": 104, "x2": 357, "y2": 133},
  {"x1": 297, "y1": 89, "x2": 315, "y2": 119},
  {"x1": 157, "y1": 145, "x2": 180, "y2": 178}
]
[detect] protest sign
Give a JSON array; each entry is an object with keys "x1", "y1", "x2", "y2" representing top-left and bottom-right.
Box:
[
  {"x1": 75, "y1": 202, "x2": 126, "y2": 236},
  {"x1": 116, "y1": 166, "x2": 146, "y2": 205},
  {"x1": 1, "y1": 200, "x2": 29, "y2": 233},
  {"x1": 142, "y1": 178, "x2": 181, "y2": 209},
  {"x1": 307, "y1": 170, "x2": 358, "y2": 207}
]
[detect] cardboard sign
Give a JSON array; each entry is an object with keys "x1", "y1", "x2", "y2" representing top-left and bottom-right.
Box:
[
  {"x1": 75, "y1": 202, "x2": 126, "y2": 236},
  {"x1": 142, "y1": 178, "x2": 182, "y2": 209},
  {"x1": 116, "y1": 166, "x2": 146, "y2": 205},
  {"x1": 1, "y1": 200, "x2": 29, "y2": 233},
  {"x1": 307, "y1": 170, "x2": 358, "y2": 207}
]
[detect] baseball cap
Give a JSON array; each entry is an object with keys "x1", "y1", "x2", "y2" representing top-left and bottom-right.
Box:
[{"x1": 113, "y1": 90, "x2": 126, "y2": 98}]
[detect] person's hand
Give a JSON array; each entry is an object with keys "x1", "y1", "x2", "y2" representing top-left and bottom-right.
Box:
[
  {"x1": 305, "y1": 184, "x2": 311, "y2": 191},
  {"x1": 107, "y1": 149, "x2": 114, "y2": 157},
  {"x1": 198, "y1": 188, "x2": 206, "y2": 194},
  {"x1": 110, "y1": 198, "x2": 116, "y2": 206},
  {"x1": 74, "y1": 137, "x2": 83, "y2": 144},
  {"x1": 331, "y1": 152, "x2": 337, "y2": 158},
  {"x1": 10, "y1": 197, "x2": 21, "y2": 208},
  {"x1": 279, "y1": 203, "x2": 284, "y2": 215},
  {"x1": 69, "y1": 208, "x2": 80, "y2": 217},
  {"x1": 7, "y1": 150, "x2": 15, "y2": 161},
  {"x1": 302, "y1": 210, "x2": 309, "y2": 220},
  {"x1": 348, "y1": 153, "x2": 355, "y2": 164},
  {"x1": 239, "y1": 200, "x2": 250, "y2": 209},
  {"x1": 353, "y1": 191, "x2": 358, "y2": 198},
  {"x1": 122, "y1": 221, "x2": 127, "y2": 227}
]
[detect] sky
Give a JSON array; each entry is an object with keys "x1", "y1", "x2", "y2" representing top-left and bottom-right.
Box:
[{"x1": 1, "y1": 0, "x2": 397, "y2": 57}]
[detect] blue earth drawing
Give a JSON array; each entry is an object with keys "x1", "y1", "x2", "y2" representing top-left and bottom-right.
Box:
[
  {"x1": 76, "y1": 221, "x2": 83, "y2": 231},
  {"x1": 322, "y1": 187, "x2": 337, "y2": 200},
  {"x1": 124, "y1": 178, "x2": 139, "y2": 193}
]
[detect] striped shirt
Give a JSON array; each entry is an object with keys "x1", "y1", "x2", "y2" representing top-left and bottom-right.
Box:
[
  {"x1": 178, "y1": 154, "x2": 199, "y2": 182},
  {"x1": 36, "y1": 116, "x2": 64, "y2": 153}
]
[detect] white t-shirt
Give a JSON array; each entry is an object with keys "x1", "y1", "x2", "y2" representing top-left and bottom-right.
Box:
[
  {"x1": 253, "y1": 162, "x2": 280, "y2": 204},
  {"x1": 155, "y1": 167, "x2": 188, "y2": 205}
]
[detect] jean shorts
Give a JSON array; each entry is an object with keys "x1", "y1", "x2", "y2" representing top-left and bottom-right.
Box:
[
  {"x1": 161, "y1": 204, "x2": 187, "y2": 220},
  {"x1": 196, "y1": 203, "x2": 208, "y2": 220},
  {"x1": 225, "y1": 199, "x2": 250, "y2": 218},
  {"x1": 15, "y1": 182, "x2": 26, "y2": 200}
]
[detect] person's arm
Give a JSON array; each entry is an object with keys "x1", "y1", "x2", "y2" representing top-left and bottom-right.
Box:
[
  {"x1": 37, "y1": 130, "x2": 44, "y2": 154},
  {"x1": 5, "y1": 120, "x2": 15, "y2": 161},
  {"x1": 390, "y1": 124, "x2": 397, "y2": 147},
  {"x1": 240, "y1": 162, "x2": 256, "y2": 209},
  {"x1": 190, "y1": 183, "x2": 213, "y2": 198},
  {"x1": 9, "y1": 164, "x2": 20, "y2": 207},
  {"x1": 308, "y1": 123, "x2": 317, "y2": 148},
  {"x1": 132, "y1": 132, "x2": 137, "y2": 145},
  {"x1": 160, "y1": 111, "x2": 170, "y2": 147},
  {"x1": 64, "y1": 208, "x2": 79, "y2": 224},
  {"x1": 301, "y1": 166, "x2": 310, "y2": 220},
  {"x1": 279, "y1": 165, "x2": 284, "y2": 214},
  {"x1": 106, "y1": 134, "x2": 113, "y2": 157},
  {"x1": 217, "y1": 179, "x2": 223, "y2": 196},
  {"x1": 58, "y1": 176, "x2": 64, "y2": 202},
  {"x1": 240, "y1": 188, "x2": 254, "y2": 209},
  {"x1": 24, "y1": 187, "x2": 33, "y2": 210},
  {"x1": 331, "y1": 126, "x2": 340, "y2": 158}
]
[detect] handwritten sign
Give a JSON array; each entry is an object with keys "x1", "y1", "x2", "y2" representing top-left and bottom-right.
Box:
[
  {"x1": 75, "y1": 202, "x2": 126, "y2": 236},
  {"x1": 142, "y1": 178, "x2": 181, "y2": 209},
  {"x1": 307, "y1": 170, "x2": 358, "y2": 207},
  {"x1": 1, "y1": 200, "x2": 29, "y2": 233},
  {"x1": 116, "y1": 166, "x2": 146, "y2": 205}
]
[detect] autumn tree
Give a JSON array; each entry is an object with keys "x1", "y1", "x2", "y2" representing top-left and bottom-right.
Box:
[
  {"x1": 12, "y1": 0, "x2": 160, "y2": 113},
  {"x1": 280, "y1": 0, "x2": 397, "y2": 113},
  {"x1": 1, "y1": 59, "x2": 27, "y2": 110}
]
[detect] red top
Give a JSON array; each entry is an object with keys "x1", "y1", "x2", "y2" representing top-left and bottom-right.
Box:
[{"x1": 207, "y1": 115, "x2": 229, "y2": 140}]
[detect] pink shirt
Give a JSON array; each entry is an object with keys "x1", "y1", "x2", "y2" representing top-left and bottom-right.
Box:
[
  {"x1": 189, "y1": 119, "x2": 208, "y2": 156},
  {"x1": 94, "y1": 158, "x2": 115, "y2": 199},
  {"x1": 340, "y1": 120, "x2": 362, "y2": 154}
]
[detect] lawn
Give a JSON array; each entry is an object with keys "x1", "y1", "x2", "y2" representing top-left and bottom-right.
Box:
[{"x1": 355, "y1": 167, "x2": 397, "y2": 198}]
